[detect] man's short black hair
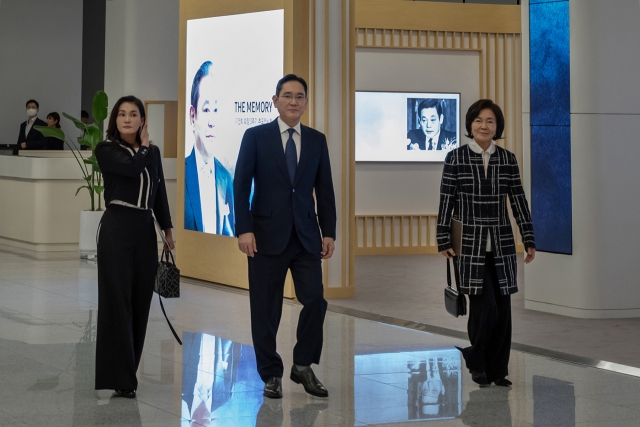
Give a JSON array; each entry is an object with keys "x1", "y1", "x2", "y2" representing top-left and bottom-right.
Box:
[
  {"x1": 465, "y1": 99, "x2": 505, "y2": 140},
  {"x1": 26, "y1": 99, "x2": 39, "y2": 109},
  {"x1": 191, "y1": 61, "x2": 212, "y2": 111},
  {"x1": 81, "y1": 110, "x2": 89, "y2": 119},
  {"x1": 417, "y1": 98, "x2": 442, "y2": 118},
  {"x1": 275, "y1": 74, "x2": 308, "y2": 97}
]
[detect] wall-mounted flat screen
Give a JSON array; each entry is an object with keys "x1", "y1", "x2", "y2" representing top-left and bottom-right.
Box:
[
  {"x1": 184, "y1": 10, "x2": 283, "y2": 236},
  {"x1": 356, "y1": 91, "x2": 460, "y2": 162}
]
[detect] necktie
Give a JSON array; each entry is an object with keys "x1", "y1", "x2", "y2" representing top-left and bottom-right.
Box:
[
  {"x1": 428, "y1": 138, "x2": 433, "y2": 150},
  {"x1": 285, "y1": 128, "x2": 297, "y2": 183}
]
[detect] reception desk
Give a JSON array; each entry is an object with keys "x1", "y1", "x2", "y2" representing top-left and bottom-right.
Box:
[{"x1": 0, "y1": 151, "x2": 176, "y2": 251}]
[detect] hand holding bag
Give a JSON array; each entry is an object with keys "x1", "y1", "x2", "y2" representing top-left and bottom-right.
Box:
[
  {"x1": 444, "y1": 257, "x2": 467, "y2": 317},
  {"x1": 154, "y1": 219, "x2": 182, "y2": 345}
]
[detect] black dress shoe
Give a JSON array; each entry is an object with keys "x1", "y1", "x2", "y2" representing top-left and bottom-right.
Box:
[
  {"x1": 494, "y1": 378, "x2": 512, "y2": 387},
  {"x1": 113, "y1": 389, "x2": 136, "y2": 399},
  {"x1": 470, "y1": 371, "x2": 489, "y2": 387},
  {"x1": 263, "y1": 376, "x2": 283, "y2": 399},
  {"x1": 290, "y1": 366, "x2": 328, "y2": 398}
]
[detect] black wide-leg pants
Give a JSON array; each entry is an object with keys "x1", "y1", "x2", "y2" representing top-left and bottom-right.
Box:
[
  {"x1": 460, "y1": 252, "x2": 512, "y2": 383},
  {"x1": 247, "y1": 228, "x2": 327, "y2": 383},
  {"x1": 95, "y1": 205, "x2": 157, "y2": 390}
]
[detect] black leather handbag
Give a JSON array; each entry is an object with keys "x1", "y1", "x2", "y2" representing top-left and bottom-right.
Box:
[
  {"x1": 444, "y1": 258, "x2": 467, "y2": 317},
  {"x1": 154, "y1": 219, "x2": 182, "y2": 345}
]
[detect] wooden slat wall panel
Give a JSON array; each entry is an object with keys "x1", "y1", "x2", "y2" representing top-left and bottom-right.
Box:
[
  {"x1": 356, "y1": 214, "x2": 438, "y2": 255},
  {"x1": 356, "y1": 214, "x2": 524, "y2": 256},
  {"x1": 355, "y1": 29, "x2": 521, "y2": 164},
  {"x1": 356, "y1": 27, "x2": 524, "y2": 248}
]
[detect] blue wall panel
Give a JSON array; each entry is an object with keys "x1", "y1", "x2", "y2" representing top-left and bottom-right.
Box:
[
  {"x1": 530, "y1": 0, "x2": 572, "y2": 254},
  {"x1": 530, "y1": 125, "x2": 572, "y2": 255}
]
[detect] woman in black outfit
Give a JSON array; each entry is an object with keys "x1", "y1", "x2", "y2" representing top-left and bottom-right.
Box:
[
  {"x1": 44, "y1": 112, "x2": 64, "y2": 150},
  {"x1": 94, "y1": 96, "x2": 174, "y2": 398},
  {"x1": 437, "y1": 99, "x2": 535, "y2": 387}
]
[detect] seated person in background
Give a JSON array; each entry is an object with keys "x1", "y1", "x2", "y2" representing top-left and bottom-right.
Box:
[
  {"x1": 407, "y1": 99, "x2": 457, "y2": 151},
  {"x1": 80, "y1": 110, "x2": 90, "y2": 150},
  {"x1": 44, "y1": 112, "x2": 64, "y2": 150},
  {"x1": 18, "y1": 99, "x2": 47, "y2": 150}
]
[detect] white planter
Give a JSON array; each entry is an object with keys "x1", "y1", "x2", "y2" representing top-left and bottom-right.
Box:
[{"x1": 79, "y1": 210, "x2": 105, "y2": 258}]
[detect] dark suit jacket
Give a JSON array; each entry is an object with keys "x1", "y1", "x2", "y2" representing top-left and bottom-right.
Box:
[
  {"x1": 234, "y1": 119, "x2": 337, "y2": 256},
  {"x1": 407, "y1": 129, "x2": 457, "y2": 150},
  {"x1": 17, "y1": 118, "x2": 47, "y2": 149},
  {"x1": 184, "y1": 147, "x2": 235, "y2": 236}
]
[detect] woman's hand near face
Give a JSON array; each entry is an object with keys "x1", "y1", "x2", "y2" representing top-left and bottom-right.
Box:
[
  {"x1": 524, "y1": 247, "x2": 536, "y2": 264},
  {"x1": 440, "y1": 248, "x2": 456, "y2": 259},
  {"x1": 140, "y1": 122, "x2": 150, "y2": 147}
]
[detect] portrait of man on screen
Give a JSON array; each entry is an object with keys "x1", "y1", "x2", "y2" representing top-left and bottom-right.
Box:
[
  {"x1": 184, "y1": 61, "x2": 235, "y2": 236},
  {"x1": 407, "y1": 98, "x2": 457, "y2": 152}
]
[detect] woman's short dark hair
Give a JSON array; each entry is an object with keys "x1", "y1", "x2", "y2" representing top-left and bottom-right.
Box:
[
  {"x1": 81, "y1": 110, "x2": 89, "y2": 119},
  {"x1": 47, "y1": 112, "x2": 61, "y2": 129},
  {"x1": 465, "y1": 99, "x2": 504, "y2": 140},
  {"x1": 275, "y1": 74, "x2": 308, "y2": 97},
  {"x1": 106, "y1": 96, "x2": 146, "y2": 144}
]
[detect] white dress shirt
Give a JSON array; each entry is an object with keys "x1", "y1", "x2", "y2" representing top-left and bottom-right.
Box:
[
  {"x1": 194, "y1": 148, "x2": 229, "y2": 233},
  {"x1": 468, "y1": 139, "x2": 496, "y2": 252},
  {"x1": 277, "y1": 117, "x2": 301, "y2": 163},
  {"x1": 24, "y1": 116, "x2": 38, "y2": 138}
]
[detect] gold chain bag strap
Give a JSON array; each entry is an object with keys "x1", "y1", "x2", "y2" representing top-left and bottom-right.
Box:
[{"x1": 153, "y1": 218, "x2": 182, "y2": 345}]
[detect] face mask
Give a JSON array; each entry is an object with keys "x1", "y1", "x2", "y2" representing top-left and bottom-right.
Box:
[{"x1": 26, "y1": 109, "x2": 37, "y2": 117}]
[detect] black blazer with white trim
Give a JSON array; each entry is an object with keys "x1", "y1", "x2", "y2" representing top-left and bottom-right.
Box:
[{"x1": 95, "y1": 140, "x2": 173, "y2": 230}]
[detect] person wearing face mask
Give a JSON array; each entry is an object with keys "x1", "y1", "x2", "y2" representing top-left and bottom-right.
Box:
[
  {"x1": 94, "y1": 95, "x2": 174, "y2": 399},
  {"x1": 17, "y1": 99, "x2": 47, "y2": 150},
  {"x1": 184, "y1": 61, "x2": 235, "y2": 236}
]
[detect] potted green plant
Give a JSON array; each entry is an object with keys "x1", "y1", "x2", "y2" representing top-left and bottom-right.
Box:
[{"x1": 35, "y1": 91, "x2": 108, "y2": 258}]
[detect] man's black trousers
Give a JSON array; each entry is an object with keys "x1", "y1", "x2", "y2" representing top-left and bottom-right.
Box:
[
  {"x1": 248, "y1": 228, "x2": 327, "y2": 383},
  {"x1": 95, "y1": 205, "x2": 157, "y2": 390}
]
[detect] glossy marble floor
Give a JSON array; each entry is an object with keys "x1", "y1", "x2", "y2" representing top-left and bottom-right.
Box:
[{"x1": 1, "y1": 244, "x2": 640, "y2": 426}]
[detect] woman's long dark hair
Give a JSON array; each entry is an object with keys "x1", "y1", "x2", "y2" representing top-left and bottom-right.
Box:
[
  {"x1": 106, "y1": 95, "x2": 146, "y2": 144},
  {"x1": 47, "y1": 112, "x2": 61, "y2": 128}
]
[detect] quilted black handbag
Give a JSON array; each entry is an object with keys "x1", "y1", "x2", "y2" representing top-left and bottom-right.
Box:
[
  {"x1": 444, "y1": 258, "x2": 467, "y2": 317},
  {"x1": 154, "y1": 219, "x2": 182, "y2": 345}
]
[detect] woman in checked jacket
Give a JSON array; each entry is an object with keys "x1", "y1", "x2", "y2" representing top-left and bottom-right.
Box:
[
  {"x1": 437, "y1": 99, "x2": 535, "y2": 387},
  {"x1": 94, "y1": 96, "x2": 174, "y2": 398}
]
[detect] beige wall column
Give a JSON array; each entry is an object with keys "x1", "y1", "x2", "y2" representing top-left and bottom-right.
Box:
[{"x1": 310, "y1": 0, "x2": 356, "y2": 298}]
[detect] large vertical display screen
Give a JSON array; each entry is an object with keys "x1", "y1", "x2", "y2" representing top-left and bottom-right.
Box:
[
  {"x1": 356, "y1": 91, "x2": 460, "y2": 162},
  {"x1": 184, "y1": 10, "x2": 283, "y2": 236}
]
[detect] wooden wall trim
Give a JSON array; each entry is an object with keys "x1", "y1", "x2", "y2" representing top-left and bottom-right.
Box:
[
  {"x1": 355, "y1": 214, "x2": 524, "y2": 256},
  {"x1": 355, "y1": 0, "x2": 520, "y2": 34}
]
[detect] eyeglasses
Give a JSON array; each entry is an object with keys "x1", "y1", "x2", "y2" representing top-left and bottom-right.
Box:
[{"x1": 279, "y1": 94, "x2": 306, "y2": 102}]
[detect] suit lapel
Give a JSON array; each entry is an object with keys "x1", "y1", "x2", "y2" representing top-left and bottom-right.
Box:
[
  {"x1": 293, "y1": 125, "x2": 313, "y2": 186},
  {"x1": 267, "y1": 119, "x2": 292, "y2": 184},
  {"x1": 185, "y1": 150, "x2": 203, "y2": 230}
]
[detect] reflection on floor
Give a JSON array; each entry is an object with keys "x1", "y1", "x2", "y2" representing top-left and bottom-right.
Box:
[
  {"x1": 336, "y1": 254, "x2": 640, "y2": 368},
  {"x1": 1, "y1": 244, "x2": 640, "y2": 426}
]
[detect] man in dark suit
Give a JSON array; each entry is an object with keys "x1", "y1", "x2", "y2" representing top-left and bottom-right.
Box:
[
  {"x1": 234, "y1": 74, "x2": 337, "y2": 400},
  {"x1": 18, "y1": 99, "x2": 47, "y2": 150},
  {"x1": 184, "y1": 61, "x2": 234, "y2": 235},
  {"x1": 407, "y1": 99, "x2": 457, "y2": 151}
]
